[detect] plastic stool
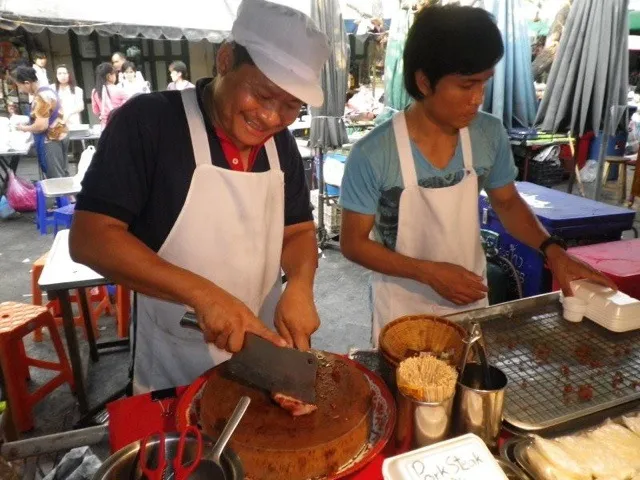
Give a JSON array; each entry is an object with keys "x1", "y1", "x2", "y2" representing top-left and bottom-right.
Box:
[
  {"x1": 53, "y1": 203, "x2": 75, "y2": 234},
  {"x1": 31, "y1": 254, "x2": 109, "y2": 342},
  {"x1": 35, "y1": 182, "x2": 70, "y2": 235},
  {"x1": 0, "y1": 302, "x2": 75, "y2": 432},
  {"x1": 35, "y1": 182, "x2": 55, "y2": 235},
  {"x1": 603, "y1": 156, "x2": 632, "y2": 204}
]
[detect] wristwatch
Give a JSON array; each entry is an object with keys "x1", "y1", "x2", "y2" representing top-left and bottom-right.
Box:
[{"x1": 539, "y1": 236, "x2": 567, "y2": 260}]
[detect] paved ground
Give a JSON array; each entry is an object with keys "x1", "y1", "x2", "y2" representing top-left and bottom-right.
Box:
[{"x1": 0, "y1": 154, "x2": 638, "y2": 477}]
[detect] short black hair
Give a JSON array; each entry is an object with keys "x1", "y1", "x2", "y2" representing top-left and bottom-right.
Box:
[
  {"x1": 169, "y1": 60, "x2": 188, "y2": 78},
  {"x1": 231, "y1": 42, "x2": 255, "y2": 70},
  {"x1": 10, "y1": 65, "x2": 38, "y2": 83},
  {"x1": 33, "y1": 51, "x2": 47, "y2": 60},
  {"x1": 122, "y1": 61, "x2": 136, "y2": 72},
  {"x1": 403, "y1": 5, "x2": 504, "y2": 99}
]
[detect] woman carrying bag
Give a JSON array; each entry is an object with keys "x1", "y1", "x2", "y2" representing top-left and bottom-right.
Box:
[{"x1": 11, "y1": 65, "x2": 69, "y2": 178}]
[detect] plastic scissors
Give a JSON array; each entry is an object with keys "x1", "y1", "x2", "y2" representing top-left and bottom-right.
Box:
[{"x1": 139, "y1": 426, "x2": 203, "y2": 480}]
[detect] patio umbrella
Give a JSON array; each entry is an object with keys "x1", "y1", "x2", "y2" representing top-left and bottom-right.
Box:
[
  {"x1": 378, "y1": 2, "x2": 414, "y2": 123},
  {"x1": 482, "y1": 0, "x2": 537, "y2": 129},
  {"x1": 309, "y1": 0, "x2": 350, "y2": 246},
  {"x1": 535, "y1": 0, "x2": 629, "y2": 137}
]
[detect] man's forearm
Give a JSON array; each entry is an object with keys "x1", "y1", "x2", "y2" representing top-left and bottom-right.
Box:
[
  {"x1": 491, "y1": 195, "x2": 549, "y2": 250},
  {"x1": 342, "y1": 237, "x2": 427, "y2": 282},
  {"x1": 69, "y1": 221, "x2": 218, "y2": 310},
  {"x1": 281, "y1": 222, "x2": 317, "y2": 290}
]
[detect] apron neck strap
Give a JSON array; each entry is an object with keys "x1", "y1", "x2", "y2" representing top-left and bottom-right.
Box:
[
  {"x1": 460, "y1": 128, "x2": 473, "y2": 170},
  {"x1": 392, "y1": 112, "x2": 418, "y2": 187},
  {"x1": 263, "y1": 138, "x2": 280, "y2": 171},
  {"x1": 181, "y1": 88, "x2": 213, "y2": 167}
]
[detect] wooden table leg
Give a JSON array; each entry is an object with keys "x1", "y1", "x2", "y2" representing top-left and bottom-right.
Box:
[
  {"x1": 57, "y1": 289, "x2": 89, "y2": 414},
  {"x1": 78, "y1": 289, "x2": 99, "y2": 362}
]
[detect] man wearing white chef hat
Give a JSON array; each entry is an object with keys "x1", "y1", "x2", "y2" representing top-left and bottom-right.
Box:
[{"x1": 70, "y1": 0, "x2": 330, "y2": 392}]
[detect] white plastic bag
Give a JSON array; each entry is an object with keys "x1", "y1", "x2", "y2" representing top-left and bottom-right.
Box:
[
  {"x1": 75, "y1": 146, "x2": 95, "y2": 186},
  {"x1": 580, "y1": 159, "x2": 598, "y2": 183}
]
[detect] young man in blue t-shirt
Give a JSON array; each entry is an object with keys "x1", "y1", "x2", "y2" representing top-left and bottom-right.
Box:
[{"x1": 339, "y1": 4, "x2": 616, "y2": 344}]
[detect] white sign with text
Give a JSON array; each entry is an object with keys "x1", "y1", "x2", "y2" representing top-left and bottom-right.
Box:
[{"x1": 383, "y1": 434, "x2": 508, "y2": 480}]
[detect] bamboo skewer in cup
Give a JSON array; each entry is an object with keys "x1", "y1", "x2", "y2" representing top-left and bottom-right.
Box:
[{"x1": 395, "y1": 356, "x2": 458, "y2": 448}]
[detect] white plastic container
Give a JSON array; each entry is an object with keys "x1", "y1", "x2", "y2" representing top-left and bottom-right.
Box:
[
  {"x1": 570, "y1": 280, "x2": 640, "y2": 332},
  {"x1": 562, "y1": 296, "x2": 587, "y2": 323},
  {"x1": 382, "y1": 433, "x2": 508, "y2": 480}
]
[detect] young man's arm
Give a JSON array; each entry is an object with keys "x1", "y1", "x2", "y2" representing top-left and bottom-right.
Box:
[
  {"x1": 485, "y1": 124, "x2": 616, "y2": 295},
  {"x1": 488, "y1": 183, "x2": 617, "y2": 294},
  {"x1": 340, "y1": 210, "x2": 487, "y2": 305}
]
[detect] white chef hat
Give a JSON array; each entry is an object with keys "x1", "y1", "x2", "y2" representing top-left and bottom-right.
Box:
[{"x1": 231, "y1": 0, "x2": 330, "y2": 107}]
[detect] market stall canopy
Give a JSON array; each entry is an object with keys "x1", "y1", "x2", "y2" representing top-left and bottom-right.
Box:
[
  {"x1": 483, "y1": 0, "x2": 537, "y2": 129},
  {"x1": 535, "y1": 0, "x2": 630, "y2": 135},
  {"x1": 0, "y1": 0, "x2": 310, "y2": 42}
]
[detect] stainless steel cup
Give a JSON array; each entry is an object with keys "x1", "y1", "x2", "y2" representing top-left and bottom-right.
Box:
[
  {"x1": 395, "y1": 391, "x2": 454, "y2": 449},
  {"x1": 454, "y1": 363, "x2": 508, "y2": 451}
]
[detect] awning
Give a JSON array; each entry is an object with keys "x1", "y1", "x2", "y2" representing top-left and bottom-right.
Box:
[{"x1": 0, "y1": 0, "x2": 310, "y2": 42}]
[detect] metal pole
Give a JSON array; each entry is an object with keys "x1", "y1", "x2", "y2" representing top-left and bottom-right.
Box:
[
  {"x1": 316, "y1": 147, "x2": 328, "y2": 247},
  {"x1": 1, "y1": 425, "x2": 109, "y2": 461}
]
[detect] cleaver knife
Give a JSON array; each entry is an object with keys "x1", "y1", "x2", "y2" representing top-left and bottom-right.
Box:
[{"x1": 180, "y1": 312, "x2": 318, "y2": 404}]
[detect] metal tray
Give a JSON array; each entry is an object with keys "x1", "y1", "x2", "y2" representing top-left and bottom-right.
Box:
[
  {"x1": 504, "y1": 404, "x2": 640, "y2": 480},
  {"x1": 446, "y1": 293, "x2": 640, "y2": 432}
]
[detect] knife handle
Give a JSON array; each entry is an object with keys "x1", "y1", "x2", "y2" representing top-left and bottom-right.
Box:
[{"x1": 180, "y1": 312, "x2": 202, "y2": 331}]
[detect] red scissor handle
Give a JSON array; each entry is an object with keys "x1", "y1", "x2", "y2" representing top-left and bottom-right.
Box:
[
  {"x1": 174, "y1": 425, "x2": 203, "y2": 480},
  {"x1": 139, "y1": 432, "x2": 166, "y2": 480}
]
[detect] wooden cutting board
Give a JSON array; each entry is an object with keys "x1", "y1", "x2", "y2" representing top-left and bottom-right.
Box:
[{"x1": 195, "y1": 352, "x2": 373, "y2": 480}]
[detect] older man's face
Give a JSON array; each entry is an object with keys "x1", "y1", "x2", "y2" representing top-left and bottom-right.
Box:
[
  {"x1": 112, "y1": 54, "x2": 125, "y2": 72},
  {"x1": 213, "y1": 45, "x2": 303, "y2": 149}
]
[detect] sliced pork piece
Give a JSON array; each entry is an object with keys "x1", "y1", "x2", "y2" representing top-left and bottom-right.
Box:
[{"x1": 272, "y1": 392, "x2": 318, "y2": 417}]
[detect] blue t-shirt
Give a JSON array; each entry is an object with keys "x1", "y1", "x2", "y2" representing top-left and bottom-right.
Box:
[{"x1": 339, "y1": 111, "x2": 518, "y2": 251}]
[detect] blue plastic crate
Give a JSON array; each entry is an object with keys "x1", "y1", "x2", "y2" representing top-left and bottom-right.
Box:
[{"x1": 478, "y1": 182, "x2": 636, "y2": 297}]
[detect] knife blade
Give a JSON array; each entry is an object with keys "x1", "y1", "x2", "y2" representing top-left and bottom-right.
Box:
[{"x1": 180, "y1": 312, "x2": 318, "y2": 404}]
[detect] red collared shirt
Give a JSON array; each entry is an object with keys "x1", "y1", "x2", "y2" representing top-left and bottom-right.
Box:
[{"x1": 214, "y1": 127, "x2": 266, "y2": 172}]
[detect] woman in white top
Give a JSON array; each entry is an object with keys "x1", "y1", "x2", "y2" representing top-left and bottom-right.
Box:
[
  {"x1": 166, "y1": 61, "x2": 195, "y2": 91},
  {"x1": 54, "y1": 65, "x2": 84, "y2": 126},
  {"x1": 120, "y1": 61, "x2": 151, "y2": 98}
]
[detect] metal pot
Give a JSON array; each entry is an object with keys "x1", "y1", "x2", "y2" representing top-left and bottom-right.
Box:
[{"x1": 93, "y1": 433, "x2": 243, "y2": 480}]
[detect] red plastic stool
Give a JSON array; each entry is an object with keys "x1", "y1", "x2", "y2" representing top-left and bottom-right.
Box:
[
  {"x1": 0, "y1": 302, "x2": 75, "y2": 432},
  {"x1": 552, "y1": 239, "x2": 640, "y2": 299},
  {"x1": 31, "y1": 253, "x2": 113, "y2": 341}
]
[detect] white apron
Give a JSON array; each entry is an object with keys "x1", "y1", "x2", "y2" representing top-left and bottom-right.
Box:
[
  {"x1": 371, "y1": 112, "x2": 488, "y2": 345},
  {"x1": 133, "y1": 88, "x2": 285, "y2": 392}
]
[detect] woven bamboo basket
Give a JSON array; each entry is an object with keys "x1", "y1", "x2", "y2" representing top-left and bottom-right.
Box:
[{"x1": 379, "y1": 315, "x2": 468, "y2": 368}]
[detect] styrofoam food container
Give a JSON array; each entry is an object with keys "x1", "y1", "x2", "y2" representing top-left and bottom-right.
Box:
[
  {"x1": 382, "y1": 433, "x2": 508, "y2": 480},
  {"x1": 570, "y1": 280, "x2": 640, "y2": 332},
  {"x1": 562, "y1": 296, "x2": 587, "y2": 323}
]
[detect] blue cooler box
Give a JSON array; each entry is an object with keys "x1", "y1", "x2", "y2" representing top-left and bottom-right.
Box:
[
  {"x1": 321, "y1": 152, "x2": 347, "y2": 196},
  {"x1": 479, "y1": 182, "x2": 636, "y2": 297}
]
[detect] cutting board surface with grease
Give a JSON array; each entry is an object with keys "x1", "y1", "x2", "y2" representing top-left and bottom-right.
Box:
[{"x1": 196, "y1": 352, "x2": 372, "y2": 479}]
